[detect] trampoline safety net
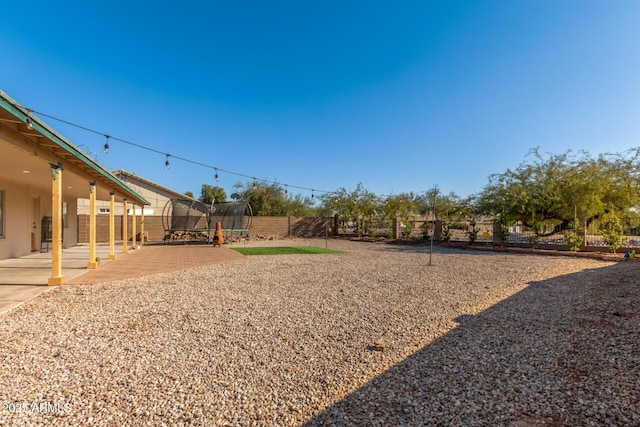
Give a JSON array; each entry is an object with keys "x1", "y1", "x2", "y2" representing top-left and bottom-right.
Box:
[{"x1": 162, "y1": 199, "x2": 252, "y2": 242}]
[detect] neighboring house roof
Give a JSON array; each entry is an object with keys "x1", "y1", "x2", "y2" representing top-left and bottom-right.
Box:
[
  {"x1": 113, "y1": 169, "x2": 197, "y2": 202},
  {"x1": 0, "y1": 90, "x2": 149, "y2": 206}
]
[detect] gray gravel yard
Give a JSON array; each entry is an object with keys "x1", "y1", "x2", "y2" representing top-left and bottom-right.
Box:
[{"x1": 0, "y1": 239, "x2": 638, "y2": 426}]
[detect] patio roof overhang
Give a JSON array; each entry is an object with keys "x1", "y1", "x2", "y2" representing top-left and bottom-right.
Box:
[{"x1": 0, "y1": 90, "x2": 149, "y2": 206}]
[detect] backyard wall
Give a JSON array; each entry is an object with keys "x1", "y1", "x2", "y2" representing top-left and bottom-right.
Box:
[
  {"x1": 77, "y1": 215, "x2": 338, "y2": 243},
  {"x1": 77, "y1": 215, "x2": 165, "y2": 243}
]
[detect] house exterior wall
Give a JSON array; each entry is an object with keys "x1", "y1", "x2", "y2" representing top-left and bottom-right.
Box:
[
  {"x1": 77, "y1": 197, "x2": 158, "y2": 216},
  {"x1": 64, "y1": 197, "x2": 78, "y2": 249},
  {"x1": 0, "y1": 180, "x2": 77, "y2": 259},
  {"x1": 0, "y1": 180, "x2": 34, "y2": 259},
  {"x1": 77, "y1": 175, "x2": 180, "y2": 217}
]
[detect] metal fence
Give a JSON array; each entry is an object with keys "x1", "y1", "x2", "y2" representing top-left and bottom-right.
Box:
[
  {"x1": 505, "y1": 218, "x2": 640, "y2": 248},
  {"x1": 335, "y1": 216, "x2": 640, "y2": 249}
]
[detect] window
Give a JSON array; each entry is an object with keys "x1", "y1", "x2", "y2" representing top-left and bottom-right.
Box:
[
  {"x1": 98, "y1": 208, "x2": 110, "y2": 214},
  {"x1": 0, "y1": 189, "x2": 4, "y2": 237}
]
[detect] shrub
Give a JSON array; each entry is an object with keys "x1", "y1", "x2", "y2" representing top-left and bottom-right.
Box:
[
  {"x1": 441, "y1": 221, "x2": 451, "y2": 243},
  {"x1": 400, "y1": 220, "x2": 413, "y2": 239},
  {"x1": 467, "y1": 219, "x2": 479, "y2": 245},
  {"x1": 601, "y1": 213, "x2": 623, "y2": 253},
  {"x1": 496, "y1": 220, "x2": 510, "y2": 246},
  {"x1": 367, "y1": 220, "x2": 377, "y2": 238},
  {"x1": 421, "y1": 221, "x2": 431, "y2": 240},
  {"x1": 564, "y1": 219, "x2": 583, "y2": 252}
]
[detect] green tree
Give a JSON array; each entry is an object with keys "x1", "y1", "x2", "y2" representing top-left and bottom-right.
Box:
[
  {"x1": 233, "y1": 181, "x2": 318, "y2": 216},
  {"x1": 284, "y1": 193, "x2": 316, "y2": 217},
  {"x1": 319, "y1": 183, "x2": 380, "y2": 236},
  {"x1": 200, "y1": 185, "x2": 227, "y2": 204},
  {"x1": 474, "y1": 148, "x2": 640, "y2": 229},
  {"x1": 382, "y1": 193, "x2": 417, "y2": 222},
  {"x1": 234, "y1": 181, "x2": 287, "y2": 216},
  {"x1": 381, "y1": 193, "x2": 417, "y2": 238},
  {"x1": 416, "y1": 189, "x2": 470, "y2": 220},
  {"x1": 184, "y1": 191, "x2": 194, "y2": 198}
]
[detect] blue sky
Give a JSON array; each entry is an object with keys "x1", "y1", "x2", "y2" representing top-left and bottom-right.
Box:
[{"x1": 1, "y1": 1, "x2": 639, "y2": 200}]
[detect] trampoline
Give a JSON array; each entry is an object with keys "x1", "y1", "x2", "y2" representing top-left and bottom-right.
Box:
[{"x1": 162, "y1": 196, "x2": 252, "y2": 243}]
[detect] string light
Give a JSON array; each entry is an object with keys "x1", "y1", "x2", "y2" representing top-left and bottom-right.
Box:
[
  {"x1": 26, "y1": 109, "x2": 34, "y2": 130},
  {"x1": 14, "y1": 103, "x2": 336, "y2": 195},
  {"x1": 103, "y1": 135, "x2": 110, "y2": 154},
  {"x1": 285, "y1": 184, "x2": 288, "y2": 196},
  {"x1": 311, "y1": 189, "x2": 315, "y2": 199}
]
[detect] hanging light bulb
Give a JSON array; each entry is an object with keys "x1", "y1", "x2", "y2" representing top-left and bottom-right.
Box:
[
  {"x1": 26, "y1": 110, "x2": 34, "y2": 130},
  {"x1": 252, "y1": 180, "x2": 257, "y2": 189},
  {"x1": 215, "y1": 168, "x2": 219, "y2": 182},
  {"x1": 103, "y1": 135, "x2": 110, "y2": 154},
  {"x1": 165, "y1": 155, "x2": 170, "y2": 170},
  {"x1": 285, "y1": 184, "x2": 288, "y2": 196},
  {"x1": 311, "y1": 190, "x2": 315, "y2": 199}
]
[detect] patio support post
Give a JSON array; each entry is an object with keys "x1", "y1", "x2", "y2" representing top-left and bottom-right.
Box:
[
  {"x1": 48, "y1": 163, "x2": 65, "y2": 286},
  {"x1": 122, "y1": 198, "x2": 128, "y2": 254},
  {"x1": 132, "y1": 204, "x2": 137, "y2": 250},
  {"x1": 140, "y1": 206, "x2": 145, "y2": 247},
  {"x1": 109, "y1": 192, "x2": 116, "y2": 260},
  {"x1": 87, "y1": 182, "x2": 99, "y2": 269}
]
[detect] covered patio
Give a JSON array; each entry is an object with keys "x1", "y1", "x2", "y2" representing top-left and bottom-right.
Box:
[{"x1": 0, "y1": 90, "x2": 149, "y2": 285}]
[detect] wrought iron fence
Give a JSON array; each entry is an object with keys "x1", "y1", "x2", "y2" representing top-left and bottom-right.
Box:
[
  {"x1": 335, "y1": 215, "x2": 640, "y2": 249},
  {"x1": 505, "y1": 218, "x2": 640, "y2": 248}
]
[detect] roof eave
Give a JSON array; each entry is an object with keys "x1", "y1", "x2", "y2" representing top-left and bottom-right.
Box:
[{"x1": 0, "y1": 90, "x2": 150, "y2": 206}]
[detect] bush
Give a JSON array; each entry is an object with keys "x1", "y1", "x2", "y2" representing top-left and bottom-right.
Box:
[
  {"x1": 601, "y1": 213, "x2": 623, "y2": 253},
  {"x1": 564, "y1": 219, "x2": 583, "y2": 252},
  {"x1": 367, "y1": 221, "x2": 377, "y2": 238},
  {"x1": 400, "y1": 220, "x2": 413, "y2": 239},
  {"x1": 496, "y1": 220, "x2": 510, "y2": 246},
  {"x1": 467, "y1": 220, "x2": 479, "y2": 245},
  {"x1": 441, "y1": 221, "x2": 451, "y2": 243},
  {"x1": 421, "y1": 221, "x2": 431, "y2": 240}
]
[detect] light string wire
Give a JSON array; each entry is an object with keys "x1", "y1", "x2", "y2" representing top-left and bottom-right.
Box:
[{"x1": 25, "y1": 107, "x2": 337, "y2": 196}]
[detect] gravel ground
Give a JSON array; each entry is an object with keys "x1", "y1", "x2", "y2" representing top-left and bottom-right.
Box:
[{"x1": 0, "y1": 239, "x2": 638, "y2": 426}]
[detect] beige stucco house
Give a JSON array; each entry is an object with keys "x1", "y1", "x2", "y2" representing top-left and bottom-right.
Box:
[
  {"x1": 0, "y1": 89, "x2": 149, "y2": 284},
  {"x1": 77, "y1": 169, "x2": 196, "y2": 217}
]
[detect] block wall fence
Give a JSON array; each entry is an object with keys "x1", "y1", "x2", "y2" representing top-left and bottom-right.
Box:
[{"x1": 77, "y1": 215, "x2": 340, "y2": 243}]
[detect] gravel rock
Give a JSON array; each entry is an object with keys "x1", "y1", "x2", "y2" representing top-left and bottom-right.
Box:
[{"x1": 0, "y1": 239, "x2": 638, "y2": 426}]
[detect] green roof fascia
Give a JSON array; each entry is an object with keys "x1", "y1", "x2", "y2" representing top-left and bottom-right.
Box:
[{"x1": 0, "y1": 90, "x2": 150, "y2": 206}]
